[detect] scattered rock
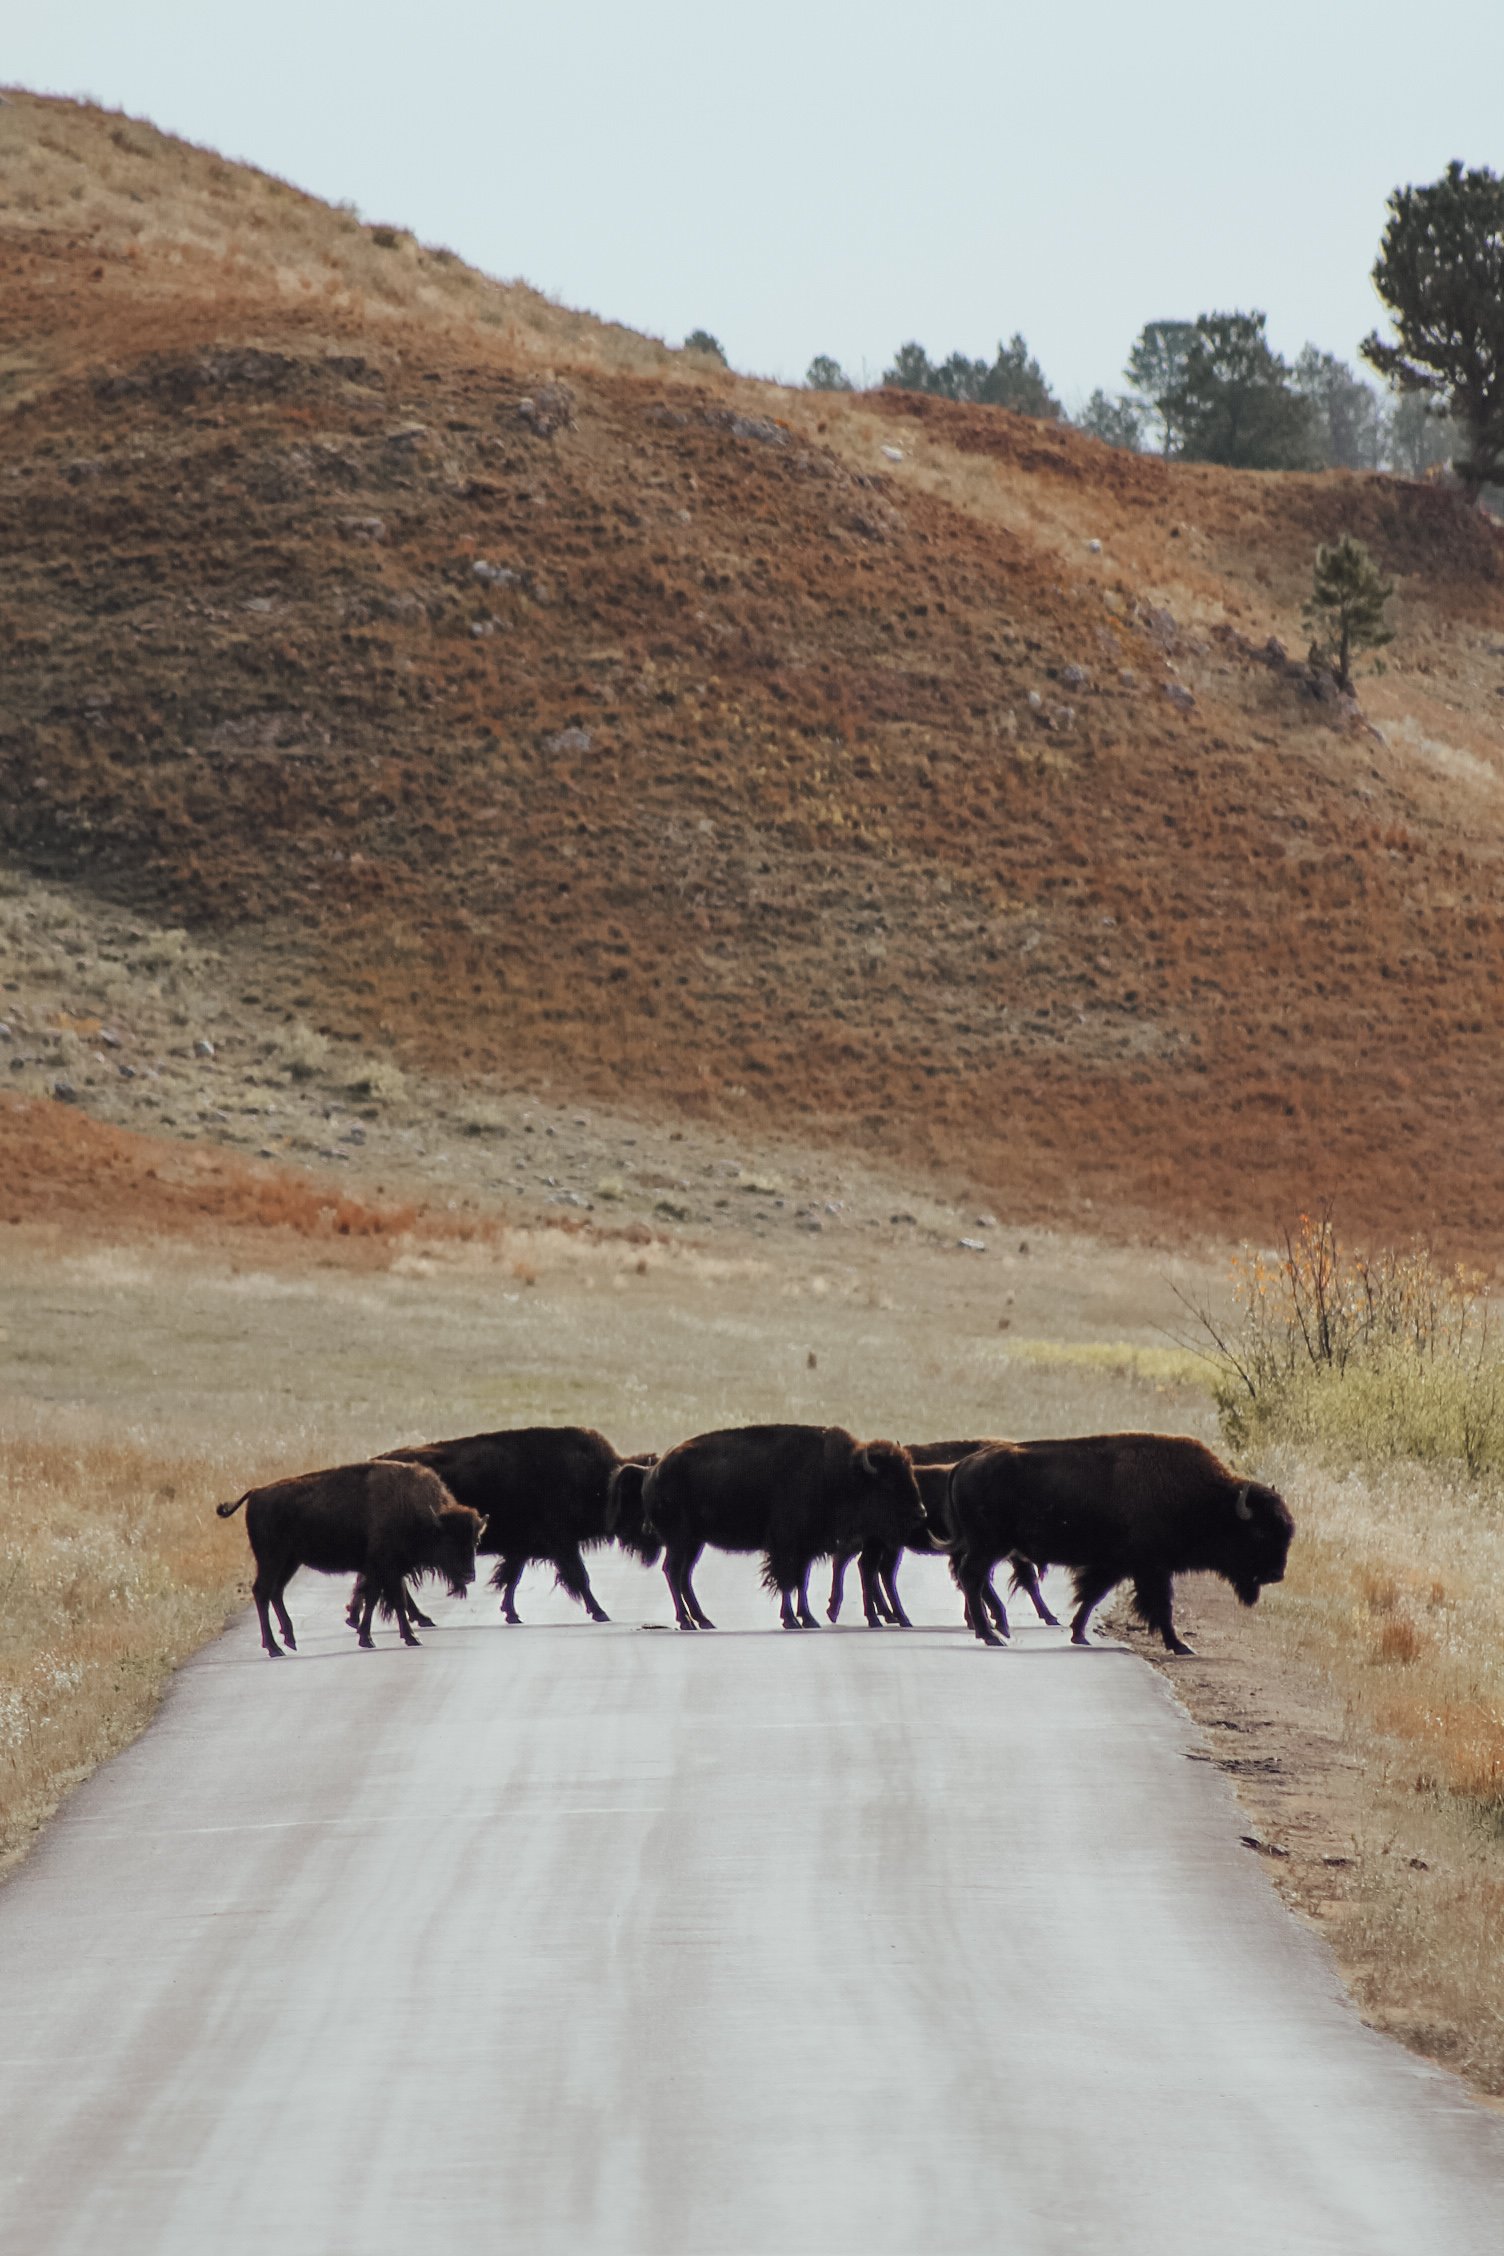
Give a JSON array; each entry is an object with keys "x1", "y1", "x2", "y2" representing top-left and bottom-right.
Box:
[
  {"x1": 99, "y1": 1028, "x2": 121, "y2": 1048},
  {"x1": 543, "y1": 726, "x2": 593, "y2": 754},
  {"x1": 384, "y1": 424, "x2": 428, "y2": 450},
  {"x1": 52, "y1": 1079, "x2": 78, "y2": 1104},
  {"x1": 881, "y1": 445, "x2": 904, "y2": 463},
  {"x1": 1018, "y1": 1240, "x2": 1031, "y2": 1256},
  {"x1": 517, "y1": 384, "x2": 577, "y2": 439},
  {"x1": 1118, "y1": 667, "x2": 1137, "y2": 687},
  {"x1": 1240, "y1": 1834, "x2": 1290, "y2": 1858},
  {"x1": 957, "y1": 1237, "x2": 987, "y2": 1253},
  {"x1": 1086, "y1": 538, "x2": 1102, "y2": 554},
  {"x1": 194, "y1": 1038, "x2": 215, "y2": 1058},
  {"x1": 653, "y1": 1196, "x2": 689, "y2": 1221},
  {"x1": 339, "y1": 516, "x2": 386, "y2": 542},
  {"x1": 1061, "y1": 664, "x2": 1091, "y2": 692},
  {"x1": 1163, "y1": 680, "x2": 1196, "y2": 713},
  {"x1": 117, "y1": 1063, "x2": 136, "y2": 1080},
  {"x1": 703, "y1": 407, "x2": 787, "y2": 448},
  {"x1": 807, "y1": 1350, "x2": 818, "y2": 1369},
  {"x1": 472, "y1": 559, "x2": 519, "y2": 587}
]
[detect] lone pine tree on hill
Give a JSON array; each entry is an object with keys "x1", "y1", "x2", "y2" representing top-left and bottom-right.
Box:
[
  {"x1": 1362, "y1": 161, "x2": 1504, "y2": 504},
  {"x1": 1303, "y1": 534, "x2": 1394, "y2": 695}
]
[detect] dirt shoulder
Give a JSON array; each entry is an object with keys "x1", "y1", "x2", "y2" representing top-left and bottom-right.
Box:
[{"x1": 1119, "y1": 1569, "x2": 1504, "y2": 2106}]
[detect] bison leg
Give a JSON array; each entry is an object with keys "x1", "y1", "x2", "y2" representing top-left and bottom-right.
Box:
[
  {"x1": 959, "y1": 1558, "x2": 1005, "y2": 1647},
  {"x1": 491, "y1": 1557, "x2": 526, "y2": 1624},
  {"x1": 1069, "y1": 1568, "x2": 1120, "y2": 1646},
  {"x1": 827, "y1": 1550, "x2": 852, "y2": 1623},
  {"x1": 881, "y1": 1554, "x2": 913, "y2": 1630},
  {"x1": 389, "y1": 1580, "x2": 422, "y2": 1647},
  {"x1": 1010, "y1": 1554, "x2": 1060, "y2": 1627},
  {"x1": 982, "y1": 1577, "x2": 1012, "y2": 1640},
  {"x1": 779, "y1": 1583, "x2": 802, "y2": 1631},
  {"x1": 356, "y1": 1583, "x2": 379, "y2": 1650},
  {"x1": 857, "y1": 1546, "x2": 887, "y2": 1628},
  {"x1": 680, "y1": 1547, "x2": 715, "y2": 1630},
  {"x1": 664, "y1": 1541, "x2": 710, "y2": 1631},
  {"x1": 345, "y1": 1579, "x2": 363, "y2": 1631},
  {"x1": 554, "y1": 1544, "x2": 610, "y2": 1624},
  {"x1": 405, "y1": 1586, "x2": 437, "y2": 1631},
  {"x1": 1133, "y1": 1570, "x2": 1195, "y2": 1657},
  {"x1": 252, "y1": 1572, "x2": 286, "y2": 1658}
]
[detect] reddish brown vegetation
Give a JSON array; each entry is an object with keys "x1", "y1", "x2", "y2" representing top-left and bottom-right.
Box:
[
  {"x1": 0, "y1": 1093, "x2": 457, "y2": 1242},
  {"x1": 4, "y1": 97, "x2": 1504, "y2": 1251}
]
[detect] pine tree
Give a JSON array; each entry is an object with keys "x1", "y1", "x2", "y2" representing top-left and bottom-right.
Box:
[
  {"x1": 1362, "y1": 162, "x2": 1504, "y2": 504},
  {"x1": 683, "y1": 329, "x2": 728, "y2": 365},
  {"x1": 805, "y1": 355, "x2": 852, "y2": 391},
  {"x1": 1302, "y1": 535, "x2": 1394, "y2": 694}
]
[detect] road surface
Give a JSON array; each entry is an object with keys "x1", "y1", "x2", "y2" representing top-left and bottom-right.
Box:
[{"x1": 1, "y1": 1549, "x2": 1502, "y2": 2254}]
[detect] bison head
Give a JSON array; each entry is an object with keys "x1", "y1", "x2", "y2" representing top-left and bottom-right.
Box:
[
  {"x1": 1226, "y1": 1480, "x2": 1294, "y2": 1606},
  {"x1": 609, "y1": 1457, "x2": 662, "y2": 1567},
  {"x1": 853, "y1": 1440, "x2": 926, "y2": 1546},
  {"x1": 434, "y1": 1504, "x2": 483, "y2": 1597}
]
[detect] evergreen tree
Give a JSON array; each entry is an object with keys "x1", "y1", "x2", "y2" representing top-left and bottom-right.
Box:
[
  {"x1": 683, "y1": 329, "x2": 728, "y2": 365},
  {"x1": 805, "y1": 354, "x2": 852, "y2": 391},
  {"x1": 1302, "y1": 535, "x2": 1394, "y2": 693},
  {"x1": 1076, "y1": 389, "x2": 1143, "y2": 451},
  {"x1": 1125, "y1": 319, "x2": 1197, "y2": 455},
  {"x1": 883, "y1": 335, "x2": 1060, "y2": 418},
  {"x1": 1292, "y1": 348, "x2": 1387, "y2": 470},
  {"x1": 883, "y1": 340, "x2": 936, "y2": 392},
  {"x1": 1168, "y1": 312, "x2": 1316, "y2": 470},
  {"x1": 1386, "y1": 390, "x2": 1460, "y2": 478},
  {"x1": 1362, "y1": 162, "x2": 1504, "y2": 504},
  {"x1": 976, "y1": 334, "x2": 1061, "y2": 419}
]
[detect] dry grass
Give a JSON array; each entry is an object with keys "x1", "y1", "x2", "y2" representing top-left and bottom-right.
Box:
[
  {"x1": 1186, "y1": 1441, "x2": 1504, "y2": 2090},
  {"x1": 0, "y1": 1424, "x2": 254, "y2": 1871}
]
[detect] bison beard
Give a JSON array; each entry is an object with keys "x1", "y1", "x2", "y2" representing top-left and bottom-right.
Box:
[
  {"x1": 642, "y1": 1424, "x2": 923, "y2": 1632},
  {"x1": 944, "y1": 1434, "x2": 1294, "y2": 1654},
  {"x1": 215, "y1": 1460, "x2": 482, "y2": 1656}
]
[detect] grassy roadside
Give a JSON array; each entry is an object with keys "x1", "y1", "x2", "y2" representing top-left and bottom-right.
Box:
[
  {"x1": 0, "y1": 1427, "x2": 252, "y2": 1873},
  {"x1": 1128, "y1": 1446, "x2": 1504, "y2": 2095}
]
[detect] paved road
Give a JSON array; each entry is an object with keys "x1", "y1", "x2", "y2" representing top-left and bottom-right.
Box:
[{"x1": 2, "y1": 1550, "x2": 1502, "y2": 2255}]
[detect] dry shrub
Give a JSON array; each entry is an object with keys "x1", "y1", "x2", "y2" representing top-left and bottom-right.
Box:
[
  {"x1": 1374, "y1": 1614, "x2": 1425, "y2": 1666},
  {"x1": 1189, "y1": 1205, "x2": 1504, "y2": 1474}
]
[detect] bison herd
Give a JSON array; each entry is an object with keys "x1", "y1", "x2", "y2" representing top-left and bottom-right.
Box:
[{"x1": 215, "y1": 1421, "x2": 1294, "y2": 1661}]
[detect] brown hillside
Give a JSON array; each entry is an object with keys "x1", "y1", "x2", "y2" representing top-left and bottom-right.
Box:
[{"x1": 4, "y1": 91, "x2": 1504, "y2": 1251}]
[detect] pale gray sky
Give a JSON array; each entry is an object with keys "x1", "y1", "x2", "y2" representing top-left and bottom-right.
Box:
[{"x1": 8, "y1": 2, "x2": 1502, "y2": 406}]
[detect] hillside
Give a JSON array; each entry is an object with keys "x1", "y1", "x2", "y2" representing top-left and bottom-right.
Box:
[{"x1": 5, "y1": 90, "x2": 1504, "y2": 1250}]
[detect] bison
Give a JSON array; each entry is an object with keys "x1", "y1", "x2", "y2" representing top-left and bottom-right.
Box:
[
  {"x1": 215, "y1": 1460, "x2": 483, "y2": 1657},
  {"x1": 643, "y1": 1423, "x2": 923, "y2": 1631},
  {"x1": 380, "y1": 1427, "x2": 652, "y2": 1625},
  {"x1": 943, "y1": 1433, "x2": 1294, "y2": 1652},
  {"x1": 827, "y1": 1440, "x2": 1059, "y2": 1634}
]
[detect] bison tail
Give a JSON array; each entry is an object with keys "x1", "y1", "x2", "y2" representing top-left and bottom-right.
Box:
[{"x1": 215, "y1": 1493, "x2": 249, "y2": 1519}]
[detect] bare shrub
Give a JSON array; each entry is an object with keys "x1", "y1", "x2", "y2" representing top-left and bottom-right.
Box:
[{"x1": 1182, "y1": 1203, "x2": 1504, "y2": 1473}]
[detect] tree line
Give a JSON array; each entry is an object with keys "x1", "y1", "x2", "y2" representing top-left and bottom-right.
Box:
[{"x1": 795, "y1": 161, "x2": 1504, "y2": 503}]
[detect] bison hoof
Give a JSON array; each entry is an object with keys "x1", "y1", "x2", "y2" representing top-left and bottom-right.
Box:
[
  {"x1": 1039, "y1": 1609, "x2": 1061, "y2": 1629},
  {"x1": 358, "y1": 1635, "x2": 375, "y2": 1650},
  {"x1": 1166, "y1": 1638, "x2": 1196, "y2": 1657},
  {"x1": 1071, "y1": 1630, "x2": 1094, "y2": 1647}
]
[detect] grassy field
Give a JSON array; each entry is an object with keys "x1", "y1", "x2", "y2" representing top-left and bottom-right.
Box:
[{"x1": 5, "y1": 1151, "x2": 1504, "y2": 2097}]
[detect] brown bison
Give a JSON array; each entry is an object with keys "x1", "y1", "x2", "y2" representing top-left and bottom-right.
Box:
[
  {"x1": 643, "y1": 1423, "x2": 923, "y2": 1631},
  {"x1": 943, "y1": 1433, "x2": 1294, "y2": 1652},
  {"x1": 827, "y1": 1440, "x2": 1058, "y2": 1634},
  {"x1": 215, "y1": 1460, "x2": 482, "y2": 1657},
  {"x1": 380, "y1": 1427, "x2": 653, "y2": 1624}
]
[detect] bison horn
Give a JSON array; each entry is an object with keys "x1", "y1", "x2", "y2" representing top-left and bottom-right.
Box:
[{"x1": 1235, "y1": 1482, "x2": 1253, "y2": 1521}]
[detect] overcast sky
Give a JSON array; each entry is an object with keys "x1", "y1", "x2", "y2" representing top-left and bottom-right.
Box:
[{"x1": 9, "y1": 2, "x2": 1502, "y2": 406}]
